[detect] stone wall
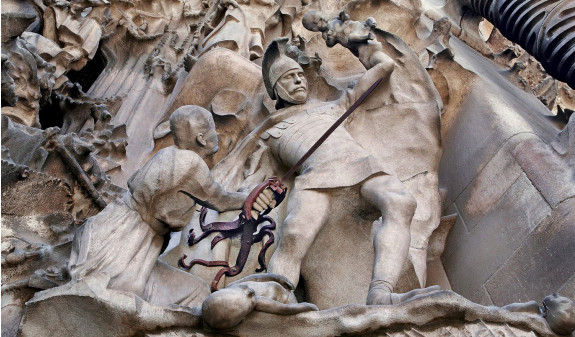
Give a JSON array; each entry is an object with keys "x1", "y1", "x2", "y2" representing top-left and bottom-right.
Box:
[{"x1": 438, "y1": 38, "x2": 575, "y2": 305}]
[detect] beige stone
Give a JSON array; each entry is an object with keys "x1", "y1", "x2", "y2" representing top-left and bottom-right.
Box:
[{"x1": 2, "y1": 0, "x2": 574, "y2": 335}]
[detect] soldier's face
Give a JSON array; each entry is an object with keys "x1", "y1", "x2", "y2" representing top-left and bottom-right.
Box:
[{"x1": 275, "y1": 68, "x2": 308, "y2": 105}]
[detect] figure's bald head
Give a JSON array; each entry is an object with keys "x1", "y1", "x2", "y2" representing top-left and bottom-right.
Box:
[
  {"x1": 542, "y1": 294, "x2": 575, "y2": 335},
  {"x1": 170, "y1": 105, "x2": 218, "y2": 156},
  {"x1": 302, "y1": 11, "x2": 329, "y2": 32},
  {"x1": 202, "y1": 286, "x2": 256, "y2": 329}
]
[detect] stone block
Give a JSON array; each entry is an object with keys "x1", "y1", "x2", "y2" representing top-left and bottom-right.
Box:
[
  {"x1": 454, "y1": 143, "x2": 523, "y2": 230},
  {"x1": 439, "y1": 81, "x2": 513, "y2": 207},
  {"x1": 443, "y1": 173, "x2": 551, "y2": 297},
  {"x1": 559, "y1": 273, "x2": 575, "y2": 299},
  {"x1": 485, "y1": 198, "x2": 575, "y2": 305},
  {"x1": 438, "y1": 67, "x2": 558, "y2": 210},
  {"x1": 470, "y1": 285, "x2": 493, "y2": 306},
  {"x1": 512, "y1": 137, "x2": 575, "y2": 208}
]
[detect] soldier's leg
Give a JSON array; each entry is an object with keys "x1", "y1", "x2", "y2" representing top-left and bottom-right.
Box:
[
  {"x1": 402, "y1": 172, "x2": 442, "y2": 287},
  {"x1": 360, "y1": 174, "x2": 417, "y2": 305},
  {"x1": 267, "y1": 188, "x2": 331, "y2": 287}
]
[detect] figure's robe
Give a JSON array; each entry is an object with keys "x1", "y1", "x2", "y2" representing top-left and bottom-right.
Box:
[
  {"x1": 69, "y1": 147, "x2": 211, "y2": 307},
  {"x1": 346, "y1": 30, "x2": 443, "y2": 268},
  {"x1": 347, "y1": 29, "x2": 442, "y2": 181}
]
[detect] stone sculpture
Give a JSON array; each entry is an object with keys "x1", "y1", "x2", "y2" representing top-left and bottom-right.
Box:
[
  {"x1": 68, "y1": 105, "x2": 271, "y2": 306},
  {"x1": 258, "y1": 36, "x2": 430, "y2": 305},
  {"x1": 1, "y1": 34, "x2": 51, "y2": 127},
  {"x1": 202, "y1": 273, "x2": 319, "y2": 330},
  {"x1": 188, "y1": 26, "x2": 439, "y2": 304},
  {"x1": 503, "y1": 293, "x2": 575, "y2": 336},
  {"x1": 201, "y1": 21, "x2": 443, "y2": 304},
  {"x1": 302, "y1": 10, "x2": 387, "y2": 70},
  {"x1": 198, "y1": 0, "x2": 278, "y2": 60},
  {"x1": 2, "y1": 0, "x2": 575, "y2": 335}
]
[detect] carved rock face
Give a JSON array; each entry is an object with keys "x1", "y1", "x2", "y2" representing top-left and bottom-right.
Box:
[
  {"x1": 2, "y1": 0, "x2": 575, "y2": 335},
  {"x1": 1, "y1": 57, "x2": 18, "y2": 107},
  {"x1": 9, "y1": 45, "x2": 40, "y2": 113}
]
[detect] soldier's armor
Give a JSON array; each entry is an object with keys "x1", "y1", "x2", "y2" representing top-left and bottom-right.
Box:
[{"x1": 260, "y1": 100, "x2": 388, "y2": 189}]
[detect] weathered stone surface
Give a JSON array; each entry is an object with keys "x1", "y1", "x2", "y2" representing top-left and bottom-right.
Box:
[
  {"x1": 511, "y1": 137, "x2": 575, "y2": 208},
  {"x1": 18, "y1": 274, "x2": 204, "y2": 337},
  {"x1": 485, "y1": 198, "x2": 575, "y2": 305},
  {"x1": 18, "y1": 286, "x2": 561, "y2": 337},
  {"x1": 454, "y1": 137, "x2": 524, "y2": 230},
  {"x1": 437, "y1": 37, "x2": 559, "y2": 209},
  {"x1": 559, "y1": 274, "x2": 575, "y2": 299},
  {"x1": 230, "y1": 291, "x2": 556, "y2": 337},
  {"x1": 443, "y1": 173, "x2": 551, "y2": 297},
  {"x1": 2, "y1": 0, "x2": 575, "y2": 335},
  {"x1": 470, "y1": 285, "x2": 494, "y2": 306}
]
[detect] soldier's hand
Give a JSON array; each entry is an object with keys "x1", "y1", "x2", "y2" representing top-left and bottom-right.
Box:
[{"x1": 251, "y1": 188, "x2": 277, "y2": 220}]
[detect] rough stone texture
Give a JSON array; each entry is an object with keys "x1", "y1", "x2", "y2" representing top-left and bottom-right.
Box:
[
  {"x1": 2, "y1": 0, "x2": 575, "y2": 335},
  {"x1": 484, "y1": 198, "x2": 575, "y2": 305},
  {"x1": 18, "y1": 274, "x2": 205, "y2": 337},
  {"x1": 444, "y1": 172, "x2": 552, "y2": 297},
  {"x1": 18, "y1": 285, "x2": 562, "y2": 337}
]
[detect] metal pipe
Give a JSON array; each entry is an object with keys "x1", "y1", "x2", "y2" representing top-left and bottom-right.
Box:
[{"x1": 463, "y1": 0, "x2": 574, "y2": 87}]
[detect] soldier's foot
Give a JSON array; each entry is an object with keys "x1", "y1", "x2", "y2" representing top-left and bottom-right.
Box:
[{"x1": 366, "y1": 285, "x2": 441, "y2": 305}]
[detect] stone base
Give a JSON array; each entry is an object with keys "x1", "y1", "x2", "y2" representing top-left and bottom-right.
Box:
[{"x1": 19, "y1": 276, "x2": 558, "y2": 337}]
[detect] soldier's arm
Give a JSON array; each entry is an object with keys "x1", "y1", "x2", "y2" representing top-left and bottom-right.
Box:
[{"x1": 347, "y1": 51, "x2": 395, "y2": 103}]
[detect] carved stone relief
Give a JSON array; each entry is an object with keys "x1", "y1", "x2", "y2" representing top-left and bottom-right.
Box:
[{"x1": 2, "y1": 0, "x2": 574, "y2": 336}]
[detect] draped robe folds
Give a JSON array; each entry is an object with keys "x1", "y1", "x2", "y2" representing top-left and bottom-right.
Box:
[{"x1": 68, "y1": 147, "x2": 215, "y2": 307}]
